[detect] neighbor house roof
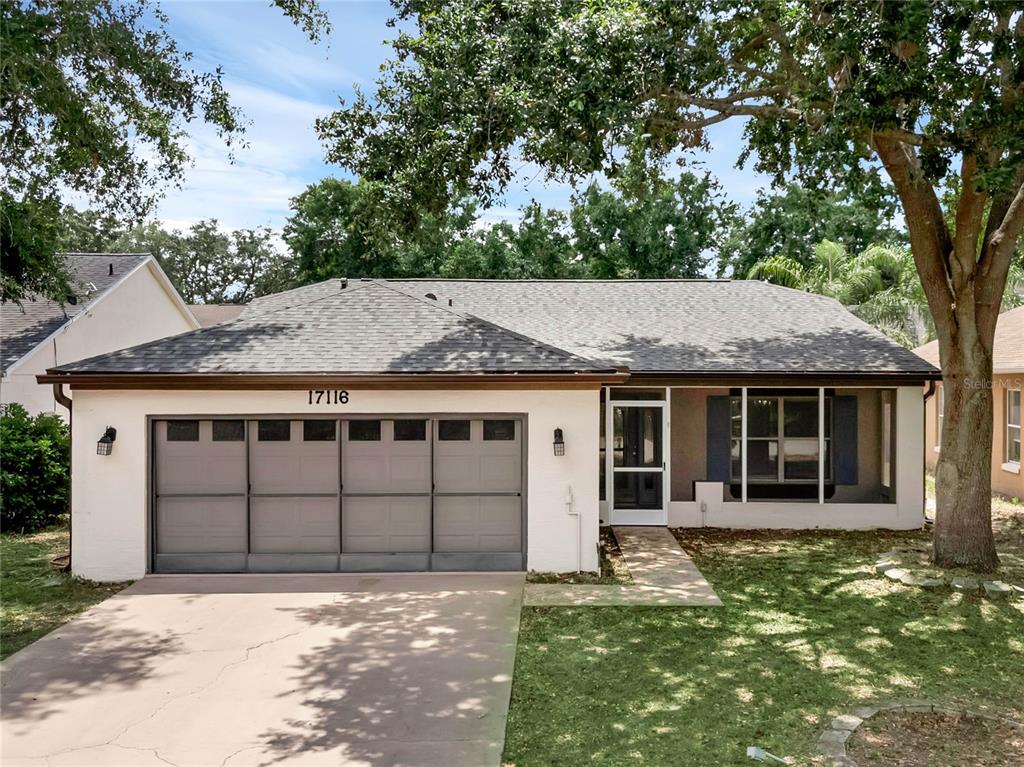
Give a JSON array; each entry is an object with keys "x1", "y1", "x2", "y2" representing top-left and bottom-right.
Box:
[
  {"x1": 188, "y1": 304, "x2": 247, "y2": 327},
  {"x1": 914, "y1": 305, "x2": 1024, "y2": 374},
  {"x1": 1, "y1": 254, "x2": 149, "y2": 372},
  {"x1": 50, "y1": 280, "x2": 613, "y2": 377}
]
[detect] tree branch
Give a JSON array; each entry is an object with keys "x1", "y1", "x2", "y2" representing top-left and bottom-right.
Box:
[
  {"x1": 951, "y1": 155, "x2": 988, "y2": 293},
  {"x1": 977, "y1": 177, "x2": 1024, "y2": 341},
  {"x1": 870, "y1": 134, "x2": 956, "y2": 342}
]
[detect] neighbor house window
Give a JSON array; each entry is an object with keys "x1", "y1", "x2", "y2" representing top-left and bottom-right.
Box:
[
  {"x1": 729, "y1": 396, "x2": 831, "y2": 483},
  {"x1": 1008, "y1": 388, "x2": 1022, "y2": 465}
]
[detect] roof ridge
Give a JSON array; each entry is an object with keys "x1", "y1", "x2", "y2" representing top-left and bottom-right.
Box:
[
  {"x1": 371, "y1": 280, "x2": 608, "y2": 368},
  {"x1": 244, "y1": 279, "x2": 372, "y2": 316},
  {"x1": 384, "y1": 277, "x2": 732, "y2": 283},
  {"x1": 60, "y1": 256, "x2": 151, "y2": 262}
]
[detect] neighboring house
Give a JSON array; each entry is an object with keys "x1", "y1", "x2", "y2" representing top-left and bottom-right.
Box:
[
  {"x1": 187, "y1": 304, "x2": 247, "y2": 327},
  {"x1": 915, "y1": 305, "x2": 1023, "y2": 499},
  {"x1": 40, "y1": 278, "x2": 938, "y2": 581},
  {"x1": 1, "y1": 254, "x2": 198, "y2": 416}
]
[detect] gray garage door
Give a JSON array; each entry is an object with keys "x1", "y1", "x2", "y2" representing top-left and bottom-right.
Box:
[{"x1": 152, "y1": 416, "x2": 523, "y2": 572}]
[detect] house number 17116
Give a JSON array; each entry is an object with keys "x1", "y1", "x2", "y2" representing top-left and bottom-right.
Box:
[{"x1": 307, "y1": 390, "x2": 349, "y2": 405}]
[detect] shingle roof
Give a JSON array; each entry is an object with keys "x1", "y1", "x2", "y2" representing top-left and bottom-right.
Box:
[
  {"x1": 54, "y1": 280, "x2": 610, "y2": 375},
  {"x1": 914, "y1": 305, "x2": 1024, "y2": 374},
  {"x1": 1, "y1": 254, "x2": 149, "y2": 371},
  {"x1": 381, "y1": 279, "x2": 938, "y2": 375}
]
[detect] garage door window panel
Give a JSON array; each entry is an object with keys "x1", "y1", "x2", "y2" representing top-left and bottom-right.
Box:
[
  {"x1": 166, "y1": 420, "x2": 199, "y2": 441},
  {"x1": 438, "y1": 419, "x2": 471, "y2": 441},
  {"x1": 394, "y1": 419, "x2": 427, "y2": 441},
  {"x1": 484, "y1": 420, "x2": 516, "y2": 440},
  {"x1": 303, "y1": 420, "x2": 336, "y2": 441},
  {"x1": 212, "y1": 420, "x2": 244, "y2": 441},
  {"x1": 348, "y1": 420, "x2": 381, "y2": 441},
  {"x1": 258, "y1": 420, "x2": 290, "y2": 441}
]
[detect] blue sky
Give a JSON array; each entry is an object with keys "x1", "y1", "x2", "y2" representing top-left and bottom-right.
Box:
[{"x1": 156, "y1": 1, "x2": 772, "y2": 233}]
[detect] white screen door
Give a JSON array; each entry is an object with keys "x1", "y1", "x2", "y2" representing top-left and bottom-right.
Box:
[{"x1": 607, "y1": 401, "x2": 668, "y2": 525}]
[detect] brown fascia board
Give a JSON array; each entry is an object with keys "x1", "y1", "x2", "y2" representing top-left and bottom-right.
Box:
[
  {"x1": 628, "y1": 370, "x2": 942, "y2": 386},
  {"x1": 36, "y1": 370, "x2": 630, "y2": 390}
]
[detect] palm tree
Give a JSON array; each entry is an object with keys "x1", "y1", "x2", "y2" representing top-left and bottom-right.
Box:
[{"x1": 747, "y1": 240, "x2": 1024, "y2": 348}]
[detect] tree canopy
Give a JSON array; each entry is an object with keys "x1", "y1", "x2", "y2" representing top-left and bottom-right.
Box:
[
  {"x1": 0, "y1": 0, "x2": 327, "y2": 303},
  {"x1": 284, "y1": 172, "x2": 735, "y2": 283},
  {"x1": 319, "y1": 0, "x2": 1024, "y2": 570},
  {"x1": 721, "y1": 182, "x2": 902, "y2": 277}
]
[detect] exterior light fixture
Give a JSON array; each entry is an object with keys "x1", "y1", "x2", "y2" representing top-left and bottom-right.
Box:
[
  {"x1": 96, "y1": 426, "x2": 117, "y2": 456},
  {"x1": 553, "y1": 427, "x2": 565, "y2": 456}
]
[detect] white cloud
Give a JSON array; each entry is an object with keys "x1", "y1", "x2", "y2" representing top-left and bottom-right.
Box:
[{"x1": 153, "y1": 78, "x2": 336, "y2": 231}]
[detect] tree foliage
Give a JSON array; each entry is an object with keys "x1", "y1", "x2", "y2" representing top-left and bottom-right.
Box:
[
  {"x1": 0, "y1": 404, "x2": 70, "y2": 534},
  {"x1": 320, "y1": 0, "x2": 1024, "y2": 570},
  {"x1": 720, "y1": 183, "x2": 902, "y2": 277},
  {"x1": 285, "y1": 173, "x2": 733, "y2": 283},
  {"x1": 0, "y1": 0, "x2": 327, "y2": 303},
  {"x1": 58, "y1": 210, "x2": 296, "y2": 304}
]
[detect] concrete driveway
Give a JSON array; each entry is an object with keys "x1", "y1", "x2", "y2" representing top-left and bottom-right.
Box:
[{"x1": 1, "y1": 573, "x2": 524, "y2": 767}]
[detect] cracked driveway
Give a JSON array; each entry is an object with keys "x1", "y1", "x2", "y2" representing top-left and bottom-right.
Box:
[{"x1": 1, "y1": 573, "x2": 524, "y2": 767}]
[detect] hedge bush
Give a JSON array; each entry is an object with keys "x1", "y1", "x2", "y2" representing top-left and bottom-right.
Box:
[{"x1": 0, "y1": 403, "x2": 70, "y2": 533}]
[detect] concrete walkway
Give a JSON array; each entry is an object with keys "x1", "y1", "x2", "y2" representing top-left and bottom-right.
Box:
[
  {"x1": 1, "y1": 573, "x2": 524, "y2": 767},
  {"x1": 524, "y1": 526, "x2": 722, "y2": 606}
]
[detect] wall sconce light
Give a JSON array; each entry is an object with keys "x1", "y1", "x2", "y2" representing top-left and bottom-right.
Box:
[
  {"x1": 96, "y1": 426, "x2": 117, "y2": 456},
  {"x1": 553, "y1": 427, "x2": 565, "y2": 456}
]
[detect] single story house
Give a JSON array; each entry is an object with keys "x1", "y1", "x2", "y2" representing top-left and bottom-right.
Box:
[
  {"x1": 40, "y1": 278, "x2": 939, "y2": 581},
  {"x1": 916, "y1": 305, "x2": 1022, "y2": 499},
  {"x1": 2, "y1": 254, "x2": 198, "y2": 416}
]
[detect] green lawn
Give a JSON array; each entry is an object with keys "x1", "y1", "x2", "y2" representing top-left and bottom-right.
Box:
[
  {"x1": 503, "y1": 528, "x2": 1024, "y2": 766},
  {"x1": 1, "y1": 528, "x2": 127, "y2": 659}
]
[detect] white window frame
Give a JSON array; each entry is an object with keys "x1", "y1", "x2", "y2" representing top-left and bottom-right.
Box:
[
  {"x1": 1005, "y1": 387, "x2": 1021, "y2": 472},
  {"x1": 935, "y1": 383, "x2": 944, "y2": 452}
]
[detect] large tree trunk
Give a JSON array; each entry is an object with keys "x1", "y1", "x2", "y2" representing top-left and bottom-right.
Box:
[
  {"x1": 932, "y1": 336, "x2": 999, "y2": 571},
  {"x1": 871, "y1": 138, "x2": 1006, "y2": 572}
]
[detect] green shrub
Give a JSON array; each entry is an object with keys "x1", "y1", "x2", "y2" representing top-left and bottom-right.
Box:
[{"x1": 0, "y1": 404, "x2": 70, "y2": 533}]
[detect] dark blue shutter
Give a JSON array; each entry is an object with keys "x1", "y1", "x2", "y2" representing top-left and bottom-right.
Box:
[
  {"x1": 706, "y1": 396, "x2": 732, "y2": 482},
  {"x1": 834, "y1": 395, "x2": 858, "y2": 485}
]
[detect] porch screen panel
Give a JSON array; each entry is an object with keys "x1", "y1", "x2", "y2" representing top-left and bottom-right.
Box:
[
  {"x1": 833, "y1": 396, "x2": 859, "y2": 485},
  {"x1": 706, "y1": 396, "x2": 731, "y2": 482}
]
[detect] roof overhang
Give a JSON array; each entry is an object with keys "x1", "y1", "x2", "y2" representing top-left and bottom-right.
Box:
[
  {"x1": 627, "y1": 370, "x2": 942, "y2": 386},
  {"x1": 37, "y1": 370, "x2": 630, "y2": 390}
]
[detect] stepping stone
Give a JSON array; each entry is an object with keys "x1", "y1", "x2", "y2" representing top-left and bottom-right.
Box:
[
  {"x1": 831, "y1": 714, "x2": 863, "y2": 731},
  {"x1": 874, "y1": 559, "x2": 898, "y2": 574},
  {"x1": 899, "y1": 572, "x2": 926, "y2": 586},
  {"x1": 952, "y1": 577, "x2": 979, "y2": 593},
  {"x1": 919, "y1": 577, "x2": 946, "y2": 590},
  {"x1": 852, "y1": 707, "x2": 879, "y2": 719},
  {"x1": 983, "y1": 581, "x2": 1013, "y2": 599},
  {"x1": 884, "y1": 568, "x2": 908, "y2": 582}
]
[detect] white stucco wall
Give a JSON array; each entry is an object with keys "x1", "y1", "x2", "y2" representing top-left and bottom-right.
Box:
[
  {"x1": 69, "y1": 387, "x2": 601, "y2": 581},
  {"x1": 1, "y1": 261, "x2": 196, "y2": 417},
  {"x1": 667, "y1": 385, "x2": 926, "y2": 529}
]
